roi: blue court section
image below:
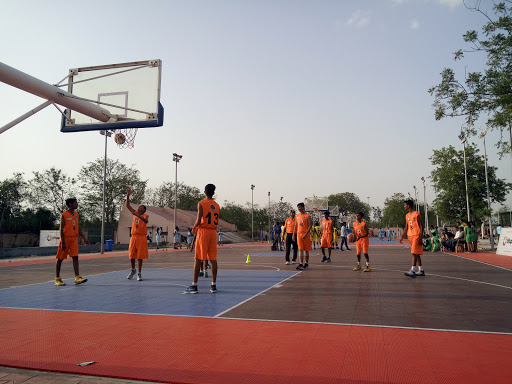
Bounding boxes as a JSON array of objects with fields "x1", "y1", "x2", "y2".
[{"x1": 0, "y1": 269, "x2": 296, "y2": 317}]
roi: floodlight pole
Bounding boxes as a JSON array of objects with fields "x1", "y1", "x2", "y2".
[
  {"x1": 173, "y1": 153, "x2": 182, "y2": 231},
  {"x1": 459, "y1": 134, "x2": 471, "y2": 222},
  {"x1": 268, "y1": 192, "x2": 271, "y2": 237},
  {"x1": 100, "y1": 130, "x2": 112, "y2": 254},
  {"x1": 421, "y1": 177, "x2": 428, "y2": 229},
  {"x1": 479, "y1": 128, "x2": 495, "y2": 250},
  {"x1": 251, "y1": 185, "x2": 255, "y2": 242},
  {"x1": 413, "y1": 185, "x2": 419, "y2": 212}
]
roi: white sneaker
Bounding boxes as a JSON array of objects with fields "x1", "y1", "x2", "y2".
[
  {"x1": 127, "y1": 269, "x2": 136, "y2": 279},
  {"x1": 285, "y1": 261, "x2": 290, "y2": 265},
  {"x1": 137, "y1": 273, "x2": 143, "y2": 281}
]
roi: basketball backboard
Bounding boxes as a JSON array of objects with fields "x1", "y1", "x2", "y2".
[
  {"x1": 304, "y1": 196, "x2": 329, "y2": 212},
  {"x1": 60, "y1": 60, "x2": 163, "y2": 133}
]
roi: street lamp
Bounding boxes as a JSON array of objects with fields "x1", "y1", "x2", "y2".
[
  {"x1": 268, "y1": 191, "x2": 271, "y2": 237},
  {"x1": 99, "y1": 130, "x2": 112, "y2": 254},
  {"x1": 478, "y1": 128, "x2": 495, "y2": 250},
  {"x1": 172, "y1": 153, "x2": 182, "y2": 231},
  {"x1": 367, "y1": 196, "x2": 370, "y2": 218},
  {"x1": 421, "y1": 177, "x2": 428, "y2": 229},
  {"x1": 413, "y1": 185, "x2": 419, "y2": 212},
  {"x1": 458, "y1": 133, "x2": 471, "y2": 222},
  {"x1": 251, "y1": 185, "x2": 255, "y2": 242}
]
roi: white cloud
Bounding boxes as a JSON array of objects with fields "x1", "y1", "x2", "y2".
[
  {"x1": 346, "y1": 9, "x2": 371, "y2": 28},
  {"x1": 410, "y1": 18, "x2": 420, "y2": 29}
]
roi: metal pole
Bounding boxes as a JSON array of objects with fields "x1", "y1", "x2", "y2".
[
  {"x1": 479, "y1": 128, "x2": 494, "y2": 250},
  {"x1": 421, "y1": 177, "x2": 428, "y2": 229},
  {"x1": 172, "y1": 153, "x2": 182, "y2": 231},
  {"x1": 251, "y1": 185, "x2": 255, "y2": 243},
  {"x1": 100, "y1": 130, "x2": 111, "y2": 254},
  {"x1": 0, "y1": 100, "x2": 52, "y2": 135},
  {"x1": 462, "y1": 141, "x2": 471, "y2": 222},
  {"x1": 268, "y1": 191, "x2": 271, "y2": 239},
  {"x1": 509, "y1": 121, "x2": 512, "y2": 177}
]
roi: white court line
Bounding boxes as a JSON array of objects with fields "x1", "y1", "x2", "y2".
[
  {"x1": 213, "y1": 271, "x2": 300, "y2": 318},
  {"x1": 3, "y1": 305, "x2": 509, "y2": 336},
  {"x1": 442, "y1": 251, "x2": 512, "y2": 271}
]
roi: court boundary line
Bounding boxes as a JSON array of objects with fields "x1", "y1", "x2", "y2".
[
  {"x1": 442, "y1": 251, "x2": 512, "y2": 271},
  {"x1": 0, "y1": 306, "x2": 510, "y2": 336}
]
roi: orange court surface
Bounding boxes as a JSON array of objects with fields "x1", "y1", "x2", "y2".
[{"x1": 0, "y1": 241, "x2": 511, "y2": 384}]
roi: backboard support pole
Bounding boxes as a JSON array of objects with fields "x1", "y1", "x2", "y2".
[
  {"x1": 0, "y1": 62, "x2": 115, "y2": 127},
  {"x1": 0, "y1": 100, "x2": 52, "y2": 135}
]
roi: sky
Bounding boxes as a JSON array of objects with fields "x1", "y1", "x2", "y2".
[{"x1": 1, "y1": 0, "x2": 511, "y2": 214}]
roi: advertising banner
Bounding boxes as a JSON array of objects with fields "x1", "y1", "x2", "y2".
[
  {"x1": 496, "y1": 228, "x2": 512, "y2": 257},
  {"x1": 39, "y1": 230, "x2": 60, "y2": 247}
]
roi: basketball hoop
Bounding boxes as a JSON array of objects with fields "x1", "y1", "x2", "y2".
[{"x1": 114, "y1": 128, "x2": 138, "y2": 149}]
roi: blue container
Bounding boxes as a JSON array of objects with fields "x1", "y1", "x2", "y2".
[{"x1": 105, "y1": 239, "x2": 114, "y2": 252}]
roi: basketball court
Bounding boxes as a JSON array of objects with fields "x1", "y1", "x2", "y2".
[{"x1": 1, "y1": 242, "x2": 511, "y2": 383}]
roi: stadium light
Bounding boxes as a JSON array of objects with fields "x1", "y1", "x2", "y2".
[
  {"x1": 478, "y1": 128, "x2": 494, "y2": 250},
  {"x1": 458, "y1": 133, "x2": 471, "y2": 222},
  {"x1": 173, "y1": 153, "x2": 183, "y2": 231},
  {"x1": 251, "y1": 185, "x2": 255, "y2": 242}
]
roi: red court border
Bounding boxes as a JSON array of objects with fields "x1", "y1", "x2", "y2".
[{"x1": 0, "y1": 308, "x2": 511, "y2": 384}]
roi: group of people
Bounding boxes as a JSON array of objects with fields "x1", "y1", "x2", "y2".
[
  {"x1": 53, "y1": 184, "x2": 221, "y2": 293},
  {"x1": 436, "y1": 220, "x2": 479, "y2": 253},
  {"x1": 272, "y1": 218, "x2": 353, "y2": 252},
  {"x1": 52, "y1": 187, "x2": 433, "y2": 291}
]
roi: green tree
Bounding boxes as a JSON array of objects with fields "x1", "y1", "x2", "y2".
[
  {"x1": 429, "y1": 1, "x2": 512, "y2": 156},
  {"x1": 27, "y1": 167, "x2": 77, "y2": 220},
  {"x1": 0, "y1": 173, "x2": 27, "y2": 233},
  {"x1": 328, "y1": 192, "x2": 369, "y2": 218},
  {"x1": 381, "y1": 193, "x2": 410, "y2": 227},
  {"x1": 78, "y1": 158, "x2": 146, "y2": 224},
  {"x1": 430, "y1": 144, "x2": 511, "y2": 222},
  {"x1": 145, "y1": 182, "x2": 202, "y2": 211}
]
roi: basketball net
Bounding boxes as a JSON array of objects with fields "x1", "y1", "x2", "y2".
[{"x1": 115, "y1": 128, "x2": 138, "y2": 149}]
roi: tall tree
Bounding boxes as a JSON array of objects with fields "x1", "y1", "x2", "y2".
[
  {"x1": 328, "y1": 192, "x2": 369, "y2": 219},
  {"x1": 429, "y1": 1, "x2": 512, "y2": 156},
  {"x1": 0, "y1": 173, "x2": 27, "y2": 233},
  {"x1": 430, "y1": 144, "x2": 511, "y2": 222},
  {"x1": 382, "y1": 193, "x2": 408, "y2": 227},
  {"x1": 78, "y1": 158, "x2": 146, "y2": 224},
  {"x1": 145, "y1": 182, "x2": 203, "y2": 211},
  {"x1": 27, "y1": 167, "x2": 77, "y2": 220}
]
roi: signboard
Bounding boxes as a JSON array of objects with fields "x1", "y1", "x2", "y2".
[
  {"x1": 39, "y1": 230, "x2": 60, "y2": 247},
  {"x1": 496, "y1": 228, "x2": 512, "y2": 257}
]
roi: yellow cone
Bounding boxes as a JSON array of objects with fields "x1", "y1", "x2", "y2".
[{"x1": 246, "y1": 254, "x2": 251, "y2": 263}]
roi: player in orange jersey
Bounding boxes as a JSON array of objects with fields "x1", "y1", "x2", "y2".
[
  {"x1": 400, "y1": 199, "x2": 425, "y2": 277},
  {"x1": 284, "y1": 209, "x2": 298, "y2": 264},
  {"x1": 293, "y1": 202, "x2": 312, "y2": 270},
  {"x1": 54, "y1": 198, "x2": 90, "y2": 286},
  {"x1": 320, "y1": 211, "x2": 333, "y2": 262},
  {"x1": 184, "y1": 184, "x2": 220, "y2": 294},
  {"x1": 126, "y1": 187, "x2": 149, "y2": 281},
  {"x1": 352, "y1": 212, "x2": 371, "y2": 272}
]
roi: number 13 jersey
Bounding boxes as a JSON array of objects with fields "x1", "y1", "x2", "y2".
[{"x1": 199, "y1": 199, "x2": 220, "y2": 230}]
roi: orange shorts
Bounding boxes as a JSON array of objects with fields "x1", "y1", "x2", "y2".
[
  {"x1": 321, "y1": 233, "x2": 332, "y2": 248},
  {"x1": 409, "y1": 235, "x2": 423, "y2": 255},
  {"x1": 297, "y1": 233, "x2": 312, "y2": 251},
  {"x1": 195, "y1": 228, "x2": 217, "y2": 261},
  {"x1": 356, "y1": 237, "x2": 369, "y2": 255},
  {"x1": 56, "y1": 236, "x2": 79, "y2": 260},
  {"x1": 129, "y1": 235, "x2": 149, "y2": 259}
]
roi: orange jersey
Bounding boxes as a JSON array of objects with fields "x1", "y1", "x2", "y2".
[
  {"x1": 295, "y1": 213, "x2": 311, "y2": 235},
  {"x1": 198, "y1": 199, "x2": 220, "y2": 230},
  {"x1": 61, "y1": 211, "x2": 79, "y2": 237},
  {"x1": 353, "y1": 220, "x2": 368, "y2": 238},
  {"x1": 285, "y1": 217, "x2": 295, "y2": 233},
  {"x1": 322, "y1": 219, "x2": 333, "y2": 234},
  {"x1": 405, "y1": 211, "x2": 422, "y2": 236},
  {"x1": 131, "y1": 214, "x2": 148, "y2": 236}
]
